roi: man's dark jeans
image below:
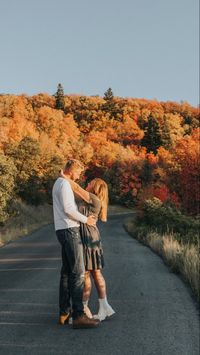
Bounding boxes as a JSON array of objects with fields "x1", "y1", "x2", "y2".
[{"x1": 56, "y1": 227, "x2": 85, "y2": 319}]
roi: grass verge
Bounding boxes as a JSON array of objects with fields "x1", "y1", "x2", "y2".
[
  {"x1": 124, "y1": 218, "x2": 200, "y2": 303},
  {"x1": 0, "y1": 199, "x2": 53, "y2": 246}
]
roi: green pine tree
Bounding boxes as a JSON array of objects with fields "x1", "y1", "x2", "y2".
[
  {"x1": 55, "y1": 83, "x2": 65, "y2": 111},
  {"x1": 141, "y1": 115, "x2": 162, "y2": 154},
  {"x1": 102, "y1": 87, "x2": 123, "y2": 120},
  {"x1": 104, "y1": 87, "x2": 114, "y2": 101}
]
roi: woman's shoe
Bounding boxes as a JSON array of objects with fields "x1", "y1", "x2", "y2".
[
  {"x1": 93, "y1": 297, "x2": 115, "y2": 321},
  {"x1": 84, "y1": 304, "x2": 93, "y2": 319}
]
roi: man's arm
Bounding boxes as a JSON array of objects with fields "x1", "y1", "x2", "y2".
[{"x1": 60, "y1": 170, "x2": 91, "y2": 203}]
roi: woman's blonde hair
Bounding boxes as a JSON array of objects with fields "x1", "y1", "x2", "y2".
[{"x1": 89, "y1": 178, "x2": 108, "y2": 222}]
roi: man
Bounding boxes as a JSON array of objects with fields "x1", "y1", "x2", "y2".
[{"x1": 52, "y1": 159, "x2": 99, "y2": 329}]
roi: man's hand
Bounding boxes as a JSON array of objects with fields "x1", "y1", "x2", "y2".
[{"x1": 86, "y1": 215, "x2": 97, "y2": 226}]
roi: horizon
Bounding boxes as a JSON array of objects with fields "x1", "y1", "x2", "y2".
[
  {"x1": 0, "y1": 0, "x2": 199, "y2": 107},
  {"x1": 0, "y1": 88, "x2": 198, "y2": 108}
]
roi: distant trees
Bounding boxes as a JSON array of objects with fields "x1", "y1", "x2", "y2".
[
  {"x1": 0, "y1": 92, "x2": 199, "y2": 223},
  {"x1": 55, "y1": 83, "x2": 65, "y2": 111}
]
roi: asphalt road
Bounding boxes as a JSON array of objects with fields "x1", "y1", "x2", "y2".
[{"x1": 0, "y1": 213, "x2": 199, "y2": 355}]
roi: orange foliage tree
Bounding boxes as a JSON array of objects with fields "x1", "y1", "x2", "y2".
[
  {"x1": 171, "y1": 129, "x2": 200, "y2": 215},
  {"x1": 0, "y1": 92, "x2": 199, "y2": 219}
]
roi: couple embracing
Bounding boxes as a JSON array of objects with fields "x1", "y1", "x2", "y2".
[{"x1": 52, "y1": 159, "x2": 115, "y2": 329}]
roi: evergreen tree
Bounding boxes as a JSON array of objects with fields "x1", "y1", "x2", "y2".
[
  {"x1": 102, "y1": 87, "x2": 115, "y2": 113},
  {"x1": 102, "y1": 87, "x2": 123, "y2": 120},
  {"x1": 141, "y1": 115, "x2": 162, "y2": 154},
  {"x1": 55, "y1": 83, "x2": 65, "y2": 111},
  {"x1": 103, "y1": 87, "x2": 114, "y2": 101}
]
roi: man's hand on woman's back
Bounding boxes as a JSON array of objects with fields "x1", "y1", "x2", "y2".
[{"x1": 87, "y1": 215, "x2": 96, "y2": 226}]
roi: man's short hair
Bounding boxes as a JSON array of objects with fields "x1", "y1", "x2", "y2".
[{"x1": 63, "y1": 159, "x2": 84, "y2": 173}]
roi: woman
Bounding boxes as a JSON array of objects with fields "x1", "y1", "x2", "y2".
[{"x1": 61, "y1": 173, "x2": 115, "y2": 321}]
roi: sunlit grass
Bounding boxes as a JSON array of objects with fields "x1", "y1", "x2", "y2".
[
  {"x1": 0, "y1": 199, "x2": 53, "y2": 246},
  {"x1": 124, "y1": 219, "x2": 200, "y2": 302}
]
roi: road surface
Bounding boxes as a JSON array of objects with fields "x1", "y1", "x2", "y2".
[{"x1": 0, "y1": 213, "x2": 199, "y2": 355}]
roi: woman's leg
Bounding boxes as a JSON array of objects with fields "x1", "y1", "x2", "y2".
[
  {"x1": 91, "y1": 270, "x2": 106, "y2": 299},
  {"x1": 83, "y1": 271, "x2": 92, "y2": 302},
  {"x1": 91, "y1": 269, "x2": 115, "y2": 321},
  {"x1": 83, "y1": 271, "x2": 93, "y2": 318}
]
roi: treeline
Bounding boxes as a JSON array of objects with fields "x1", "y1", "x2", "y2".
[{"x1": 0, "y1": 85, "x2": 199, "y2": 224}]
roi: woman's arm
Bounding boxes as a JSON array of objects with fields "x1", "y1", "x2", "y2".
[
  {"x1": 60, "y1": 170, "x2": 91, "y2": 203},
  {"x1": 71, "y1": 181, "x2": 91, "y2": 204}
]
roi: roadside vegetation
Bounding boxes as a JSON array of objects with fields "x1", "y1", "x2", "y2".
[
  {"x1": 0, "y1": 199, "x2": 53, "y2": 246},
  {"x1": 124, "y1": 198, "x2": 199, "y2": 302}
]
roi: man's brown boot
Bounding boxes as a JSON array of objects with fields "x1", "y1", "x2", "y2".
[
  {"x1": 59, "y1": 313, "x2": 70, "y2": 325},
  {"x1": 72, "y1": 313, "x2": 100, "y2": 329}
]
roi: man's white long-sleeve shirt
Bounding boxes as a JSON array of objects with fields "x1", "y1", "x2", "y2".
[{"x1": 52, "y1": 177, "x2": 87, "y2": 230}]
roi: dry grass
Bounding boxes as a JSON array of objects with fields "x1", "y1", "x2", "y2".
[
  {"x1": 124, "y1": 219, "x2": 200, "y2": 302},
  {"x1": 182, "y1": 244, "x2": 199, "y2": 300},
  {"x1": 148, "y1": 231, "x2": 163, "y2": 255},
  {"x1": 0, "y1": 200, "x2": 53, "y2": 246},
  {"x1": 162, "y1": 236, "x2": 183, "y2": 271}
]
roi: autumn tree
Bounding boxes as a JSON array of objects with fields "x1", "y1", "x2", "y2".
[
  {"x1": 55, "y1": 83, "x2": 65, "y2": 111},
  {"x1": 141, "y1": 159, "x2": 153, "y2": 185},
  {"x1": 5, "y1": 137, "x2": 41, "y2": 202},
  {"x1": 0, "y1": 92, "x2": 198, "y2": 214},
  {"x1": 161, "y1": 116, "x2": 172, "y2": 150},
  {"x1": 0, "y1": 153, "x2": 17, "y2": 223},
  {"x1": 171, "y1": 129, "x2": 200, "y2": 215}
]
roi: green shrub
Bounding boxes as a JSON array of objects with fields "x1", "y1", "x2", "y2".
[{"x1": 137, "y1": 197, "x2": 199, "y2": 245}]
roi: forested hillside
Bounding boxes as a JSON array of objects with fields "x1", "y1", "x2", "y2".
[{"x1": 0, "y1": 86, "x2": 199, "y2": 224}]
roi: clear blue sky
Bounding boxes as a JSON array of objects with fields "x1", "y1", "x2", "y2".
[{"x1": 0, "y1": 0, "x2": 199, "y2": 106}]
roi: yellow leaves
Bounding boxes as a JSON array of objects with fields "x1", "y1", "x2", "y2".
[
  {"x1": 115, "y1": 115, "x2": 144, "y2": 142},
  {"x1": 36, "y1": 108, "x2": 80, "y2": 151},
  {"x1": 157, "y1": 147, "x2": 173, "y2": 166}
]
